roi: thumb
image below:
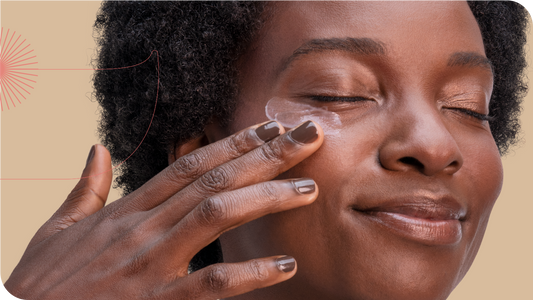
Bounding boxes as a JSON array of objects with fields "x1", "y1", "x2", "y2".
[
  {"x1": 62, "y1": 144, "x2": 113, "y2": 222},
  {"x1": 29, "y1": 144, "x2": 113, "y2": 247}
]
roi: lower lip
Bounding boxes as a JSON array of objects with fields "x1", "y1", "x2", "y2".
[{"x1": 357, "y1": 211, "x2": 463, "y2": 246}]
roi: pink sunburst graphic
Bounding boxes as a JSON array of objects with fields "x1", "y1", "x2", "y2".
[{"x1": 0, "y1": 27, "x2": 38, "y2": 111}]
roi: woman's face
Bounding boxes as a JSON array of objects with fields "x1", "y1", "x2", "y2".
[{"x1": 210, "y1": 2, "x2": 503, "y2": 299}]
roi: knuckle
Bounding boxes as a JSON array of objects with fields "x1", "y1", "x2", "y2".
[
  {"x1": 107, "y1": 219, "x2": 133, "y2": 239},
  {"x1": 78, "y1": 186, "x2": 107, "y2": 205},
  {"x1": 56, "y1": 206, "x2": 85, "y2": 228},
  {"x1": 259, "y1": 139, "x2": 285, "y2": 163},
  {"x1": 172, "y1": 152, "x2": 203, "y2": 178},
  {"x1": 123, "y1": 251, "x2": 151, "y2": 278},
  {"x1": 123, "y1": 227, "x2": 146, "y2": 247},
  {"x1": 65, "y1": 185, "x2": 84, "y2": 202},
  {"x1": 198, "y1": 196, "x2": 228, "y2": 226},
  {"x1": 98, "y1": 213, "x2": 147, "y2": 245},
  {"x1": 260, "y1": 182, "x2": 281, "y2": 204},
  {"x1": 249, "y1": 260, "x2": 270, "y2": 282},
  {"x1": 226, "y1": 133, "x2": 250, "y2": 158},
  {"x1": 52, "y1": 196, "x2": 90, "y2": 227},
  {"x1": 203, "y1": 265, "x2": 232, "y2": 291},
  {"x1": 99, "y1": 203, "x2": 127, "y2": 221},
  {"x1": 106, "y1": 227, "x2": 150, "y2": 259},
  {"x1": 199, "y1": 167, "x2": 230, "y2": 193},
  {"x1": 97, "y1": 205, "x2": 117, "y2": 222}
]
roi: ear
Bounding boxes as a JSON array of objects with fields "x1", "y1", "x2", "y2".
[
  {"x1": 168, "y1": 117, "x2": 232, "y2": 165},
  {"x1": 168, "y1": 119, "x2": 231, "y2": 164},
  {"x1": 168, "y1": 134, "x2": 209, "y2": 164}
]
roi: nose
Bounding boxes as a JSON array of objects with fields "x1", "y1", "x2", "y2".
[{"x1": 378, "y1": 102, "x2": 463, "y2": 176}]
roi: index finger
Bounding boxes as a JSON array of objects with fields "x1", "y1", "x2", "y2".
[{"x1": 123, "y1": 121, "x2": 284, "y2": 211}]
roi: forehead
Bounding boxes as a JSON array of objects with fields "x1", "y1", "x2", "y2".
[{"x1": 244, "y1": 1, "x2": 485, "y2": 78}]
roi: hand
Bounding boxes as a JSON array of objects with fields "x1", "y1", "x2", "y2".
[{"x1": 4, "y1": 120, "x2": 323, "y2": 300}]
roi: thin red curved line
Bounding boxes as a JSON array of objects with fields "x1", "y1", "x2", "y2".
[{"x1": 1, "y1": 50, "x2": 160, "y2": 180}]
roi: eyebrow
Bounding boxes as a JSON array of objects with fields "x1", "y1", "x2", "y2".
[
  {"x1": 447, "y1": 52, "x2": 493, "y2": 72},
  {"x1": 277, "y1": 37, "x2": 386, "y2": 74},
  {"x1": 277, "y1": 38, "x2": 493, "y2": 77}
]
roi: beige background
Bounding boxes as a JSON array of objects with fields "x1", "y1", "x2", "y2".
[{"x1": 1, "y1": 1, "x2": 532, "y2": 299}]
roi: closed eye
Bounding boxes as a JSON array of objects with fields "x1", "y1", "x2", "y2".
[
  {"x1": 448, "y1": 107, "x2": 494, "y2": 122},
  {"x1": 310, "y1": 95, "x2": 372, "y2": 102},
  {"x1": 310, "y1": 96, "x2": 493, "y2": 121}
]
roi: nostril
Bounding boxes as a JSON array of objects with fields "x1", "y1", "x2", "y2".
[{"x1": 399, "y1": 157, "x2": 424, "y2": 171}]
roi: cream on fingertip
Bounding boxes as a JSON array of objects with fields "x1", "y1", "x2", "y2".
[{"x1": 265, "y1": 97, "x2": 341, "y2": 136}]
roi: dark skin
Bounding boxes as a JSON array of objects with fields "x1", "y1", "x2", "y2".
[
  {"x1": 5, "y1": 2, "x2": 502, "y2": 300},
  {"x1": 5, "y1": 123, "x2": 323, "y2": 299},
  {"x1": 210, "y1": 1, "x2": 501, "y2": 299}
]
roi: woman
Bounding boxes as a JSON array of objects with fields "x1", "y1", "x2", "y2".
[{"x1": 4, "y1": 1, "x2": 529, "y2": 299}]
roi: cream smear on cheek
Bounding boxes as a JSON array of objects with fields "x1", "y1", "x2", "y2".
[{"x1": 265, "y1": 97, "x2": 342, "y2": 136}]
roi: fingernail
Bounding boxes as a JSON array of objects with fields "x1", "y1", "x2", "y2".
[
  {"x1": 275, "y1": 256, "x2": 296, "y2": 273},
  {"x1": 86, "y1": 145, "x2": 96, "y2": 166},
  {"x1": 255, "y1": 121, "x2": 281, "y2": 142},
  {"x1": 289, "y1": 121, "x2": 318, "y2": 144},
  {"x1": 292, "y1": 178, "x2": 316, "y2": 194}
]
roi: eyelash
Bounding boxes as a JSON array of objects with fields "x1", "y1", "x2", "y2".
[
  {"x1": 310, "y1": 95, "x2": 494, "y2": 122},
  {"x1": 450, "y1": 108, "x2": 494, "y2": 122},
  {"x1": 310, "y1": 95, "x2": 371, "y2": 102}
]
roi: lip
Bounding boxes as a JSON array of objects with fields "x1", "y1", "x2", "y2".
[{"x1": 351, "y1": 195, "x2": 466, "y2": 246}]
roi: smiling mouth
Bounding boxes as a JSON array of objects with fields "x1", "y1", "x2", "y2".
[{"x1": 351, "y1": 200, "x2": 466, "y2": 246}]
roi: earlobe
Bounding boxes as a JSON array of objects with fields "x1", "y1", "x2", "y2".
[
  {"x1": 204, "y1": 118, "x2": 233, "y2": 144},
  {"x1": 168, "y1": 134, "x2": 209, "y2": 164},
  {"x1": 168, "y1": 117, "x2": 228, "y2": 164}
]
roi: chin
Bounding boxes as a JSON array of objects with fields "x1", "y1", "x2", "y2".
[{"x1": 247, "y1": 200, "x2": 488, "y2": 300}]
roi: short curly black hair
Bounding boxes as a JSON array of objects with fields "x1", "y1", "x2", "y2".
[{"x1": 92, "y1": 1, "x2": 529, "y2": 270}]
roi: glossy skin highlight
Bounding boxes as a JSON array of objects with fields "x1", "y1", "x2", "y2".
[{"x1": 206, "y1": 2, "x2": 503, "y2": 299}]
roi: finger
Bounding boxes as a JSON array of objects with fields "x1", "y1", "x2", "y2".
[
  {"x1": 28, "y1": 145, "x2": 112, "y2": 248},
  {"x1": 124, "y1": 120, "x2": 284, "y2": 211},
  {"x1": 60, "y1": 144, "x2": 113, "y2": 221},
  {"x1": 152, "y1": 120, "x2": 323, "y2": 225},
  {"x1": 162, "y1": 179, "x2": 317, "y2": 264},
  {"x1": 158, "y1": 256, "x2": 297, "y2": 299}
]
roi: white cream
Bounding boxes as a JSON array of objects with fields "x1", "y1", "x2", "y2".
[{"x1": 265, "y1": 97, "x2": 341, "y2": 136}]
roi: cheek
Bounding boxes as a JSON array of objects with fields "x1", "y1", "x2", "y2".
[
  {"x1": 459, "y1": 131, "x2": 503, "y2": 221},
  {"x1": 228, "y1": 98, "x2": 271, "y2": 135},
  {"x1": 453, "y1": 129, "x2": 503, "y2": 278}
]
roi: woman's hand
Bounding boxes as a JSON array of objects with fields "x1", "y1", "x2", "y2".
[{"x1": 4, "y1": 120, "x2": 323, "y2": 300}]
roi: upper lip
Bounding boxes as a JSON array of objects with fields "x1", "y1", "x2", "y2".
[{"x1": 351, "y1": 193, "x2": 467, "y2": 221}]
